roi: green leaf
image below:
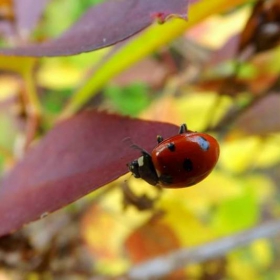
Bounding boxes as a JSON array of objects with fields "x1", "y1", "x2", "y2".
[{"x1": 104, "y1": 83, "x2": 150, "y2": 117}]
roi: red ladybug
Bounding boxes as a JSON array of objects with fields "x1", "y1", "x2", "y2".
[{"x1": 128, "y1": 124, "x2": 220, "y2": 188}]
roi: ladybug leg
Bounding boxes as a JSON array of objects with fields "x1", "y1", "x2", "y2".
[
  {"x1": 157, "y1": 135, "x2": 164, "y2": 143},
  {"x1": 179, "y1": 123, "x2": 188, "y2": 134},
  {"x1": 122, "y1": 181, "x2": 159, "y2": 211}
]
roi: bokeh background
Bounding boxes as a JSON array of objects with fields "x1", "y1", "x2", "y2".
[{"x1": 0, "y1": 0, "x2": 280, "y2": 279}]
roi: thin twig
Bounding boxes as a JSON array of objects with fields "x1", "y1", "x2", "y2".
[{"x1": 125, "y1": 219, "x2": 280, "y2": 280}]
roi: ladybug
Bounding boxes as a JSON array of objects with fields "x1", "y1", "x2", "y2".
[{"x1": 128, "y1": 124, "x2": 220, "y2": 188}]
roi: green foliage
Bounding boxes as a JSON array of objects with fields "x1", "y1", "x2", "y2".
[
  {"x1": 212, "y1": 189, "x2": 259, "y2": 235},
  {"x1": 104, "y1": 83, "x2": 151, "y2": 116},
  {"x1": 41, "y1": 89, "x2": 73, "y2": 114}
]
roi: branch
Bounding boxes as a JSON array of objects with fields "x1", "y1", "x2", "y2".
[{"x1": 125, "y1": 219, "x2": 280, "y2": 280}]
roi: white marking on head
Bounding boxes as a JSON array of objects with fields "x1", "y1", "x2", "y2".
[{"x1": 138, "y1": 156, "x2": 144, "y2": 167}]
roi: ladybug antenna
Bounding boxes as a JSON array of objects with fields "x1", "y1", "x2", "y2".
[
  {"x1": 122, "y1": 137, "x2": 137, "y2": 148},
  {"x1": 131, "y1": 144, "x2": 150, "y2": 156},
  {"x1": 122, "y1": 137, "x2": 150, "y2": 155}
]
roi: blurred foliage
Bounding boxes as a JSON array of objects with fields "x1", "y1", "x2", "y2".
[
  {"x1": 0, "y1": 0, "x2": 280, "y2": 279},
  {"x1": 35, "y1": 0, "x2": 106, "y2": 38},
  {"x1": 103, "y1": 83, "x2": 151, "y2": 116}
]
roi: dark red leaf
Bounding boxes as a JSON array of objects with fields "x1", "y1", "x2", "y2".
[
  {"x1": 0, "y1": 111, "x2": 177, "y2": 236},
  {"x1": 14, "y1": 0, "x2": 50, "y2": 35},
  {"x1": 125, "y1": 221, "x2": 180, "y2": 263},
  {"x1": 232, "y1": 93, "x2": 280, "y2": 135},
  {"x1": 0, "y1": 0, "x2": 189, "y2": 57},
  {"x1": 113, "y1": 58, "x2": 171, "y2": 87},
  {"x1": 125, "y1": 219, "x2": 187, "y2": 278},
  {"x1": 209, "y1": 34, "x2": 239, "y2": 65},
  {"x1": 0, "y1": 0, "x2": 49, "y2": 38}
]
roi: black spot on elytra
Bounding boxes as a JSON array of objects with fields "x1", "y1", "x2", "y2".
[
  {"x1": 183, "y1": 158, "x2": 193, "y2": 172},
  {"x1": 167, "y1": 142, "x2": 176, "y2": 152},
  {"x1": 198, "y1": 136, "x2": 210, "y2": 151}
]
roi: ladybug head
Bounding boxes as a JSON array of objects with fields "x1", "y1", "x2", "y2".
[
  {"x1": 127, "y1": 159, "x2": 141, "y2": 178},
  {"x1": 127, "y1": 151, "x2": 159, "y2": 187}
]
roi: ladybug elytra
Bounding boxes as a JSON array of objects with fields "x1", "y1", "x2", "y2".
[{"x1": 127, "y1": 124, "x2": 220, "y2": 188}]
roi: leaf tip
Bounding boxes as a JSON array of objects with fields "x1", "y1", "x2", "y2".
[{"x1": 151, "y1": 12, "x2": 188, "y2": 24}]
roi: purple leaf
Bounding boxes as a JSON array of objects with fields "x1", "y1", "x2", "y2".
[
  {"x1": 209, "y1": 34, "x2": 239, "y2": 65},
  {"x1": 0, "y1": 111, "x2": 177, "y2": 236},
  {"x1": 0, "y1": 0, "x2": 49, "y2": 38},
  {"x1": 232, "y1": 93, "x2": 280, "y2": 135},
  {"x1": 14, "y1": 0, "x2": 50, "y2": 36},
  {"x1": 0, "y1": 0, "x2": 189, "y2": 57}
]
